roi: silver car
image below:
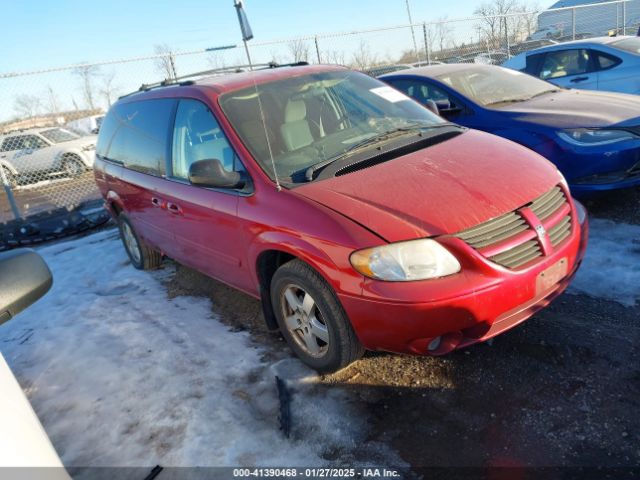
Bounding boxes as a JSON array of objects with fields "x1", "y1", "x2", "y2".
[
  {"x1": 0, "y1": 127, "x2": 96, "y2": 187},
  {"x1": 502, "y1": 36, "x2": 640, "y2": 94}
]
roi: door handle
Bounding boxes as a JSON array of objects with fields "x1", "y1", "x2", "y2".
[
  {"x1": 166, "y1": 202, "x2": 182, "y2": 215},
  {"x1": 151, "y1": 197, "x2": 163, "y2": 208},
  {"x1": 570, "y1": 76, "x2": 589, "y2": 83}
]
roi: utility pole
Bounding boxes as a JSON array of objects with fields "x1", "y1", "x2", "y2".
[{"x1": 405, "y1": 0, "x2": 421, "y2": 63}]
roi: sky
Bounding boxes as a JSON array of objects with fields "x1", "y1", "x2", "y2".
[
  {"x1": 0, "y1": 0, "x2": 553, "y2": 123},
  {"x1": 0, "y1": 0, "x2": 552, "y2": 73}
]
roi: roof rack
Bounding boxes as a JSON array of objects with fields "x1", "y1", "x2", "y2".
[{"x1": 127, "y1": 61, "x2": 310, "y2": 97}]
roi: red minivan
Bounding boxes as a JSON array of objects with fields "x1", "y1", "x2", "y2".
[{"x1": 94, "y1": 64, "x2": 588, "y2": 372}]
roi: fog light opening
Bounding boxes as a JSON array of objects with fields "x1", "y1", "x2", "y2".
[{"x1": 427, "y1": 336, "x2": 442, "y2": 352}]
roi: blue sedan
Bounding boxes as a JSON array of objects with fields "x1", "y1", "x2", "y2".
[
  {"x1": 380, "y1": 64, "x2": 640, "y2": 195},
  {"x1": 502, "y1": 36, "x2": 640, "y2": 95}
]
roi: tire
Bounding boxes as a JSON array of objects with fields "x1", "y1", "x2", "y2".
[
  {"x1": 62, "y1": 154, "x2": 86, "y2": 178},
  {"x1": 270, "y1": 259, "x2": 364, "y2": 373},
  {"x1": 117, "y1": 214, "x2": 162, "y2": 270},
  {"x1": 1, "y1": 166, "x2": 17, "y2": 188}
]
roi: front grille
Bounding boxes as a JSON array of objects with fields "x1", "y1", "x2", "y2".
[
  {"x1": 455, "y1": 212, "x2": 528, "y2": 249},
  {"x1": 455, "y1": 185, "x2": 572, "y2": 269}
]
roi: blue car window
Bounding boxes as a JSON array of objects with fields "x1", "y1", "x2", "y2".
[{"x1": 540, "y1": 49, "x2": 591, "y2": 80}]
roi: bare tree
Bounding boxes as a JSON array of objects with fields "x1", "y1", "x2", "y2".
[
  {"x1": 100, "y1": 70, "x2": 118, "y2": 108},
  {"x1": 73, "y1": 64, "x2": 101, "y2": 110},
  {"x1": 45, "y1": 85, "x2": 60, "y2": 114},
  {"x1": 14, "y1": 94, "x2": 42, "y2": 119},
  {"x1": 350, "y1": 40, "x2": 377, "y2": 70},
  {"x1": 153, "y1": 43, "x2": 177, "y2": 80},
  {"x1": 325, "y1": 49, "x2": 346, "y2": 65},
  {"x1": 207, "y1": 51, "x2": 228, "y2": 70},
  {"x1": 474, "y1": 0, "x2": 536, "y2": 48},
  {"x1": 435, "y1": 17, "x2": 454, "y2": 52},
  {"x1": 287, "y1": 39, "x2": 309, "y2": 63}
]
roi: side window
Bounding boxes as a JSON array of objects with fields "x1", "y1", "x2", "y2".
[
  {"x1": 389, "y1": 79, "x2": 456, "y2": 111},
  {"x1": 1, "y1": 137, "x2": 24, "y2": 152},
  {"x1": 524, "y1": 53, "x2": 546, "y2": 76},
  {"x1": 107, "y1": 99, "x2": 176, "y2": 176},
  {"x1": 540, "y1": 49, "x2": 591, "y2": 79},
  {"x1": 593, "y1": 50, "x2": 621, "y2": 71},
  {"x1": 23, "y1": 135, "x2": 48, "y2": 150},
  {"x1": 171, "y1": 99, "x2": 240, "y2": 180}
]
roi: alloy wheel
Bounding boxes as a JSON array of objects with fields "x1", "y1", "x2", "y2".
[{"x1": 280, "y1": 284, "x2": 330, "y2": 357}]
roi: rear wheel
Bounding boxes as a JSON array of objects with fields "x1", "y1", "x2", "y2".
[
  {"x1": 62, "y1": 154, "x2": 86, "y2": 178},
  {"x1": 270, "y1": 259, "x2": 364, "y2": 373},
  {"x1": 117, "y1": 214, "x2": 162, "y2": 270}
]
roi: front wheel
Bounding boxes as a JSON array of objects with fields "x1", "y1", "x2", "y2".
[{"x1": 270, "y1": 259, "x2": 364, "y2": 373}]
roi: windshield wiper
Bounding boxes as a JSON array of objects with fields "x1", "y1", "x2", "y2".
[
  {"x1": 486, "y1": 89, "x2": 561, "y2": 106},
  {"x1": 304, "y1": 123, "x2": 459, "y2": 181}
]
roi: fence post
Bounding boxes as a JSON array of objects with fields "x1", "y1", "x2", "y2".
[
  {"x1": 169, "y1": 52, "x2": 177, "y2": 80},
  {"x1": 314, "y1": 36, "x2": 321, "y2": 63},
  {"x1": 504, "y1": 16, "x2": 510, "y2": 59},
  {"x1": 0, "y1": 168, "x2": 21, "y2": 221},
  {"x1": 572, "y1": 7, "x2": 576, "y2": 40},
  {"x1": 423, "y1": 22, "x2": 431, "y2": 65}
]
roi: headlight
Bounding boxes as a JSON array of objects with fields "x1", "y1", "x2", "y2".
[
  {"x1": 558, "y1": 128, "x2": 638, "y2": 146},
  {"x1": 82, "y1": 144, "x2": 96, "y2": 151},
  {"x1": 350, "y1": 238, "x2": 461, "y2": 282},
  {"x1": 575, "y1": 200, "x2": 587, "y2": 225},
  {"x1": 557, "y1": 169, "x2": 569, "y2": 190}
]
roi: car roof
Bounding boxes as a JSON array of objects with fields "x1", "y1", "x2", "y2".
[
  {"x1": 379, "y1": 63, "x2": 501, "y2": 80},
  {"x1": 122, "y1": 64, "x2": 349, "y2": 103},
  {"x1": 518, "y1": 35, "x2": 633, "y2": 56}
]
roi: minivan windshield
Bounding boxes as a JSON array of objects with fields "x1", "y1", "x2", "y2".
[
  {"x1": 436, "y1": 66, "x2": 560, "y2": 107},
  {"x1": 40, "y1": 128, "x2": 79, "y2": 144},
  {"x1": 219, "y1": 70, "x2": 446, "y2": 182}
]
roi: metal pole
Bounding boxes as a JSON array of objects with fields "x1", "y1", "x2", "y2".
[
  {"x1": 572, "y1": 7, "x2": 576, "y2": 40},
  {"x1": 504, "y1": 16, "x2": 511, "y2": 59},
  {"x1": 0, "y1": 168, "x2": 21, "y2": 220},
  {"x1": 314, "y1": 36, "x2": 321, "y2": 63},
  {"x1": 242, "y1": 40, "x2": 253, "y2": 70},
  {"x1": 169, "y1": 53, "x2": 177, "y2": 80},
  {"x1": 423, "y1": 22, "x2": 431, "y2": 65},
  {"x1": 623, "y1": 0, "x2": 627, "y2": 35},
  {"x1": 405, "y1": 0, "x2": 421, "y2": 63}
]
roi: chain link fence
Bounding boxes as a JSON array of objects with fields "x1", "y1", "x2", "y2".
[{"x1": 1, "y1": 0, "x2": 638, "y2": 249}]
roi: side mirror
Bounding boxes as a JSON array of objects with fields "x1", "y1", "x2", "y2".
[
  {"x1": 0, "y1": 249, "x2": 52, "y2": 326},
  {"x1": 424, "y1": 99, "x2": 440, "y2": 116},
  {"x1": 188, "y1": 159, "x2": 245, "y2": 189}
]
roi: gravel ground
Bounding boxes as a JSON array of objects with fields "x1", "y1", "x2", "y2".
[{"x1": 163, "y1": 186, "x2": 640, "y2": 473}]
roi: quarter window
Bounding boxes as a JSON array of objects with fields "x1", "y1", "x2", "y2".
[
  {"x1": 99, "y1": 99, "x2": 176, "y2": 176},
  {"x1": 171, "y1": 99, "x2": 240, "y2": 180},
  {"x1": 593, "y1": 50, "x2": 621, "y2": 70}
]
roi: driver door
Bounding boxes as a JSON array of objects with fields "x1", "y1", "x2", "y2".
[{"x1": 162, "y1": 98, "x2": 251, "y2": 288}]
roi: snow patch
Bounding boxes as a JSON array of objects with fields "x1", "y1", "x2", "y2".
[
  {"x1": 568, "y1": 218, "x2": 640, "y2": 307},
  {"x1": 0, "y1": 230, "x2": 401, "y2": 467}
]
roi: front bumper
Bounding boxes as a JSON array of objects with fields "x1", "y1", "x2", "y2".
[{"x1": 339, "y1": 204, "x2": 589, "y2": 355}]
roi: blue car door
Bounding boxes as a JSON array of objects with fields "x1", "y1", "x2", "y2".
[{"x1": 537, "y1": 48, "x2": 599, "y2": 90}]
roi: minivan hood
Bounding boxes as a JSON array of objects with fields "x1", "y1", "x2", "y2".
[
  {"x1": 295, "y1": 129, "x2": 560, "y2": 242},
  {"x1": 497, "y1": 89, "x2": 640, "y2": 129}
]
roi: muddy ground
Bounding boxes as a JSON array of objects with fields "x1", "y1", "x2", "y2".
[{"x1": 164, "y1": 187, "x2": 640, "y2": 473}]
